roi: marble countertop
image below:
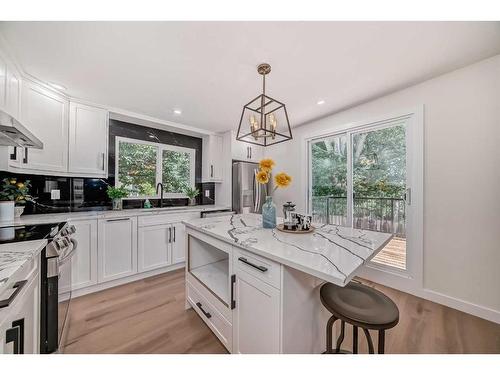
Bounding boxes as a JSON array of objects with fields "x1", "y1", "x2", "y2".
[
  {"x1": 0, "y1": 205, "x2": 231, "y2": 227},
  {"x1": 0, "y1": 239, "x2": 47, "y2": 296},
  {"x1": 184, "y1": 213, "x2": 393, "y2": 286}
]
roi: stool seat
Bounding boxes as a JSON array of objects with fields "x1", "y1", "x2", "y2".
[{"x1": 320, "y1": 282, "x2": 399, "y2": 329}]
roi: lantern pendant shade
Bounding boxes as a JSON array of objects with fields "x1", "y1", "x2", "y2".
[{"x1": 236, "y1": 63, "x2": 293, "y2": 147}]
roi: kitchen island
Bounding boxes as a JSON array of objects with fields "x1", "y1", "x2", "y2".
[{"x1": 183, "y1": 213, "x2": 392, "y2": 354}]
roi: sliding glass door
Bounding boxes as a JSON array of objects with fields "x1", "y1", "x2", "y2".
[{"x1": 308, "y1": 116, "x2": 413, "y2": 275}]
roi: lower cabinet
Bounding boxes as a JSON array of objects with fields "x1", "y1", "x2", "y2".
[
  {"x1": 68, "y1": 219, "x2": 98, "y2": 290},
  {"x1": 138, "y1": 224, "x2": 171, "y2": 272},
  {"x1": 97, "y1": 216, "x2": 138, "y2": 283},
  {"x1": 232, "y1": 268, "x2": 281, "y2": 354},
  {"x1": 138, "y1": 221, "x2": 187, "y2": 273},
  {"x1": 0, "y1": 259, "x2": 40, "y2": 354}
]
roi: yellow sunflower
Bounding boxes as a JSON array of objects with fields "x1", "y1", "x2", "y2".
[
  {"x1": 274, "y1": 172, "x2": 292, "y2": 189},
  {"x1": 256, "y1": 169, "x2": 269, "y2": 184},
  {"x1": 258, "y1": 158, "x2": 275, "y2": 172}
]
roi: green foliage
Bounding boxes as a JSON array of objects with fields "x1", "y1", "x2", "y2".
[
  {"x1": 0, "y1": 178, "x2": 31, "y2": 204},
  {"x1": 311, "y1": 125, "x2": 406, "y2": 199},
  {"x1": 107, "y1": 185, "x2": 129, "y2": 199},
  {"x1": 163, "y1": 150, "x2": 191, "y2": 194},
  {"x1": 184, "y1": 186, "x2": 200, "y2": 199},
  {"x1": 118, "y1": 142, "x2": 157, "y2": 196}
]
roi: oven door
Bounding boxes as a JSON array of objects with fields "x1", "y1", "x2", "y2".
[{"x1": 56, "y1": 239, "x2": 77, "y2": 353}]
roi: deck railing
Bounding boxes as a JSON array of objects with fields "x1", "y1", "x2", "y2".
[{"x1": 311, "y1": 196, "x2": 406, "y2": 237}]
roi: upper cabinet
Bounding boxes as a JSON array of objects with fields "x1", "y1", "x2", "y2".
[
  {"x1": 230, "y1": 131, "x2": 262, "y2": 162},
  {"x1": 202, "y1": 134, "x2": 223, "y2": 182},
  {"x1": 18, "y1": 81, "x2": 69, "y2": 173},
  {"x1": 68, "y1": 102, "x2": 108, "y2": 177},
  {"x1": 0, "y1": 54, "x2": 21, "y2": 118}
]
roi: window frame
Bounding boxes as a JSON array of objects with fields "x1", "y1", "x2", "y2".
[{"x1": 115, "y1": 136, "x2": 196, "y2": 199}]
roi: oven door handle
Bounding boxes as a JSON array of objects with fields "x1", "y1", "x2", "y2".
[
  {"x1": 0, "y1": 280, "x2": 27, "y2": 309},
  {"x1": 59, "y1": 238, "x2": 78, "y2": 265}
]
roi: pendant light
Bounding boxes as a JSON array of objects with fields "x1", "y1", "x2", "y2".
[{"x1": 236, "y1": 63, "x2": 292, "y2": 146}]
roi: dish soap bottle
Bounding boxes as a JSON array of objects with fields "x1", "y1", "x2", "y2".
[{"x1": 144, "y1": 199, "x2": 152, "y2": 209}]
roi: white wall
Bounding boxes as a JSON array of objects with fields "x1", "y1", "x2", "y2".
[{"x1": 266, "y1": 54, "x2": 500, "y2": 317}]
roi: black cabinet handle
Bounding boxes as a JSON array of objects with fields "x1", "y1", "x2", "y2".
[
  {"x1": 6, "y1": 326, "x2": 20, "y2": 354},
  {"x1": 106, "y1": 217, "x2": 130, "y2": 222},
  {"x1": 10, "y1": 146, "x2": 17, "y2": 161},
  {"x1": 12, "y1": 318, "x2": 24, "y2": 354},
  {"x1": 238, "y1": 257, "x2": 268, "y2": 272},
  {"x1": 196, "y1": 302, "x2": 211, "y2": 318},
  {"x1": 210, "y1": 165, "x2": 213, "y2": 178},
  {"x1": 230, "y1": 274, "x2": 236, "y2": 310},
  {"x1": 250, "y1": 147, "x2": 252, "y2": 159},
  {"x1": 23, "y1": 148, "x2": 28, "y2": 164},
  {"x1": 0, "y1": 280, "x2": 27, "y2": 309},
  {"x1": 173, "y1": 226, "x2": 176, "y2": 242}
]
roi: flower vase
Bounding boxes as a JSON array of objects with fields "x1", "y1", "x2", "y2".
[
  {"x1": 262, "y1": 196, "x2": 276, "y2": 229},
  {"x1": 0, "y1": 201, "x2": 15, "y2": 222},
  {"x1": 112, "y1": 198, "x2": 123, "y2": 210}
]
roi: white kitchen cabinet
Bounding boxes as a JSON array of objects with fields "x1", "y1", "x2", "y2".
[
  {"x1": 0, "y1": 54, "x2": 21, "y2": 118},
  {"x1": 202, "y1": 134, "x2": 223, "y2": 182},
  {"x1": 138, "y1": 221, "x2": 187, "y2": 272},
  {"x1": 138, "y1": 224, "x2": 171, "y2": 273},
  {"x1": 171, "y1": 222, "x2": 186, "y2": 264},
  {"x1": 0, "y1": 55, "x2": 6, "y2": 111},
  {"x1": 68, "y1": 102, "x2": 108, "y2": 177},
  {"x1": 0, "y1": 260, "x2": 40, "y2": 354},
  {"x1": 230, "y1": 131, "x2": 262, "y2": 162},
  {"x1": 232, "y1": 267, "x2": 281, "y2": 354},
  {"x1": 97, "y1": 216, "x2": 138, "y2": 283},
  {"x1": 70, "y1": 219, "x2": 98, "y2": 290},
  {"x1": 16, "y1": 81, "x2": 69, "y2": 173}
]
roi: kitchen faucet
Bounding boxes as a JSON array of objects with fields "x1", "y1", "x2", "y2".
[{"x1": 156, "y1": 182, "x2": 164, "y2": 208}]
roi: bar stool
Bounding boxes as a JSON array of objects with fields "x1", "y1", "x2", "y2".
[{"x1": 320, "y1": 281, "x2": 399, "y2": 354}]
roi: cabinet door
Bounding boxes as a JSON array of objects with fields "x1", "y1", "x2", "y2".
[
  {"x1": 171, "y1": 222, "x2": 186, "y2": 264},
  {"x1": 6, "y1": 67, "x2": 21, "y2": 118},
  {"x1": 0, "y1": 274, "x2": 39, "y2": 354},
  {"x1": 68, "y1": 102, "x2": 108, "y2": 176},
  {"x1": 0, "y1": 55, "x2": 6, "y2": 111},
  {"x1": 203, "y1": 135, "x2": 223, "y2": 182},
  {"x1": 248, "y1": 144, "x2": 262, "y2": 162},
  {"x1": 70, "y1": 219, "x2": 98, "y2": 290},
  {"x1": 232, "y1": 268, "x2": 280, "y2": 353},
  {"x1": 137, "y1": 224, "x2": 171, "y2": 273},
  {"x1": 98, "y1": 216, "x2": 138, "y2": 283},
  {"x1": 19, "y1": 81, "x2": 69, "y2": 173},
  {"x1": 231, "y1": 134, "x2": 250, "y2": 161}
]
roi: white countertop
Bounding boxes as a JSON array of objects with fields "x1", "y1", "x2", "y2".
[
  {"x1": 0, "y1": 205, "x2": 231, "y2": 227},
  {"x1": 184, "y1": 213, "x2": 393, "y2": 286},
  {"x1": 0, "y1": 239, "x2": 47, "y2": 295}
]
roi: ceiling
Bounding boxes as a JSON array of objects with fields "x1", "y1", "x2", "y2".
[{"x1": 1, "y1": 21, "x2": 500, "y2": 133}]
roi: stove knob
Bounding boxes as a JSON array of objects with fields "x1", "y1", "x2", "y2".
[{"x1": 68, "y1": 225, "x2": 76, "y2": 234}]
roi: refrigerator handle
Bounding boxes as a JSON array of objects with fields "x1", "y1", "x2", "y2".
[{"x1": 253, "y1": 170, "x2": 257, "y2": 212}]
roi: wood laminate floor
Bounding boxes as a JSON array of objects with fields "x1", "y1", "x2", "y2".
[{"x1": 62, "y1": 268, "x2": 500, "y2": 354}]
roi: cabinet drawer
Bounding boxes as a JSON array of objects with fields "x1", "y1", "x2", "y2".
[
  {"x1": 233, "y1": 248, "x2": 281, "y2": 290},
  {"x1": 138, "y1": 212, "x2": 200, "y2": 227},
  {"x1": 187, "y1": 281, "x2": 232, "y2": 352}
]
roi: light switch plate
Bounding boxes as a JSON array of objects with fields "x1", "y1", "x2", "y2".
[
  {"x1": 51, "y1": 189, "x2": 60, "y2": 200},
  {"x1": 205, "y1": 189, "x2": 210, "y2": 197}
]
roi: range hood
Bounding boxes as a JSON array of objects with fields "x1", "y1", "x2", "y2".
[{"x1": 0, "y1": 109, "x2": 43, "y2": 149}]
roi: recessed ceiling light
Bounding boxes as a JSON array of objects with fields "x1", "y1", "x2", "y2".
[
  {"x1": 317, "y1": 100, "x2": 325, "y2": 105},
  {"x1": 48, "y1": 82, "x2": 67, "y2": 91},
  {"x1": 173, "y1": 109, "x2": 182, "y2": 115}
]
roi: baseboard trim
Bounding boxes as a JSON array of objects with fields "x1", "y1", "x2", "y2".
[
  {"x1": 71, "y1": 263, "x2": 185, "y2": 299},
  {"x1": 418, "y1": 288, "x2": 500, "y2": 325}
]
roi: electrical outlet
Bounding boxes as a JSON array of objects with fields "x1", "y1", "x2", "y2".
[
  {"x1": 51, "y1": 189, "x2": 60, "y2": 200},
  {"x1": 205, "y1": 189, "x2": 210, "y2": 197}
]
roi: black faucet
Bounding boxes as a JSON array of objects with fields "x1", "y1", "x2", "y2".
[{"x1": 156, "y1": 182, "x2": 164, "y2": 208}]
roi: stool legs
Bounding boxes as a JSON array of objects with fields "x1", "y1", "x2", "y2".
[
  {"x1": 363, "y1": 328, "x2": 374, "y2": 354},
  {"x1": 335, "y1": 321, "x2": 345, "y2": 353},
  {"x1": 352, "y1": 326, "x2": 358, "y2": 354},
  {"x1": 378, "y1": 330, "x2": 385, "y2": 354},
  {"x1": 325, "y1": 315, "x2": 337, "y2": 353}
]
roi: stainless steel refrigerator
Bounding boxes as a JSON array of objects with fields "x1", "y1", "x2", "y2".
[{"x1": 232, "y1": 161, "x2": 269, "y2": 214}]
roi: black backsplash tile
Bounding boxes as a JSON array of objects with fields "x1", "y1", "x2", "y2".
[{"x1": 0, "y1": 119, "x2": 211, "y2": 214}]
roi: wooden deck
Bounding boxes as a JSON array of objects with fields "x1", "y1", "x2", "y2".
[{"x1": 372, "y1": 237, "x2": 406, "y2": 269}]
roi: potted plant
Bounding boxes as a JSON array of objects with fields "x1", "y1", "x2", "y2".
[
  {"x1": 107, "y1": 186, "x2": 129, "y2": 210},
  {"x1": 0, "y1": 178, "x2": 31, "y2": 221},
  {"x1": 185, "y1": 186, "x2": 200, "y2": 206}
]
